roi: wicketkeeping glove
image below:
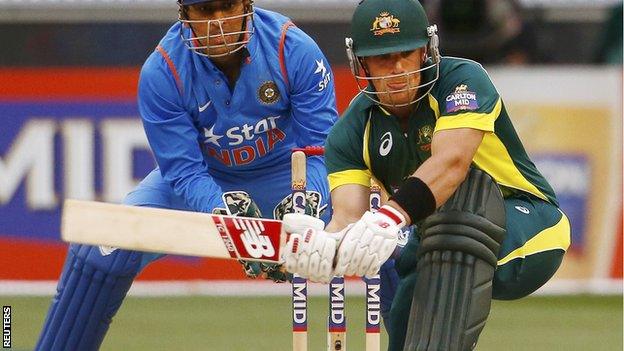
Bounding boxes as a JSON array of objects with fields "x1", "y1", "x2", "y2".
[{"x1": 216, "y1": 191, "x2": 289, "y2": 282}]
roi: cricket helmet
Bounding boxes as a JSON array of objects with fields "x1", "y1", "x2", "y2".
[
  {"x1": 177, "y1": 0, "x2": 255, "y2": 58},
  {"x1": 345, "y1": 0, "x2": 441, "y2": 107}
]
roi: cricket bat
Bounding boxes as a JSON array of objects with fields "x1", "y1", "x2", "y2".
[{"x1": 61, "y1": 199, "x2": 286, "y2": 263}]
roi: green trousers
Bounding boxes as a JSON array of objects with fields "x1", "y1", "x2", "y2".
[{"x1": 387, "y1": 194, "x2": 570, "y2": 351}]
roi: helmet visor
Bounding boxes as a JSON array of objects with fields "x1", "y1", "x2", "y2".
[
  {"x1": 179, "y1": 2, "x2": 254, "y2": 58},
  {"x1": 355, "y1": 58, "x2": 439, "y2": 108}
]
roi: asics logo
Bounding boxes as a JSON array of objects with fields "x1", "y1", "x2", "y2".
[
  {"x1": 397, "y1": 227, "x2": 410, "y2": 247},
  {"x1": 379, "y1": 132, "x2": 393, "y2": 156},
  {"x1": 198, "y1": 100, "x2": 212, "y2": 112},
  {"x1": 515, "y1": 206, "x2": 530, "y2": 214}
]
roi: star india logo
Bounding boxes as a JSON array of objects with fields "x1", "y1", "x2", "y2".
[
  {"x1": 371, "y1": 12, "x2": 401, "y2": 36},
  {"x1": 314, "y1": 59, "x2": 331, "y2": 92}
]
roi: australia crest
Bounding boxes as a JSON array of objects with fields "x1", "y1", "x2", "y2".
[{"x1": 371, "y1": 12, "x2": 401, "y2": 36}]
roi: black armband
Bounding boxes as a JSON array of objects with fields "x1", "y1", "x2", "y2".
[{"x1": 389, "y1": 177, "x2": 436, "y2": 223}]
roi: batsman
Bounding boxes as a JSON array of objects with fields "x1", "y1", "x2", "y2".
[{"x1": 282, "y1": 0, "x2": 571, "y2": 350}]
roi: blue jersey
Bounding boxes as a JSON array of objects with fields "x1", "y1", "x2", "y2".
[{"x1": 137, "y1": 8, "x2": 338, "y2": 214}]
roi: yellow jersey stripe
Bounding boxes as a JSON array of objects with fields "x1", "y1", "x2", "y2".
[
  {"x1": 328, "y1": 169, "x2": 372, "y2": 191},
  {"x1": 428, "y1": 94, "x2": 440, "y2": 119},
  {"x1": 498, "y1": 210, "x2": 571, "y2": 266},
  {"x1": 472, "y1": 133, "x2": 549, "y2": 201},
  {"x1": 363, "y1": 111, "x2": 372, "y2": 170},
  {"x1": 434, "y1": 98, "x2": 502, "y2": 133}
]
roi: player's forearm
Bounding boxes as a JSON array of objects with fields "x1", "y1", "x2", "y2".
[
  {"x1": 324, "y1": 184, "x2": 370, "y2": 232},
  {"x1": 168, "y1": 172, "x2": 224, "y2": 213},
  {"x1": 412, "y1": 128, "x2": 484, "y2": 210},
  {"x1": 387, "y1": 154, "x2": 471, "y2": 226},
  {"x1": 413, "y1": 154, "x2": 471, "y2": 208}
]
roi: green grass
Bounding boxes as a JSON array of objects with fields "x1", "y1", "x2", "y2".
[{"x1": 2, "y1": 295, "x2": 621, "y2": 350}]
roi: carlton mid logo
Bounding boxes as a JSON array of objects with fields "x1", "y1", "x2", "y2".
[{"x1": 445, "y1": 84, "x2": 479, "y2": 113}]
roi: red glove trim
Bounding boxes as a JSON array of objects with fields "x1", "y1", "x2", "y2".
[{"x1": 377, "y1": 206, "x2": 405, "y2": 227}]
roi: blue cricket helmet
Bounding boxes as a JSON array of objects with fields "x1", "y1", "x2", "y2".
[{"x1": 177, "y1": 0, "x2": 255, "y2": 58}]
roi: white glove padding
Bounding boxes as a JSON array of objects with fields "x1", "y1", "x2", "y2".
[
  {"x1": 281, "y1": 213, "x2": 344, "y2": 284},
  {"x1": 282, "y1": 213, "x2": 325, "y2": 233},
  {"x1": 334, "y1": 205, "x2": 406, "y2": 278}
]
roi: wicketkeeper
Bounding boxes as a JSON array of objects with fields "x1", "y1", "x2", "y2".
[
  {"x1": 282, "y1": 0, "x2": 571, "y2": 350},
  {"x1": 36, "y1": 1, "x2": 338, "y2": 349}
]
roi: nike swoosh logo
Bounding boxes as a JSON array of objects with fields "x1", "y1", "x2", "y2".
[{"x1": 199, "y1": 101, "x2": 212, "y2": 112}]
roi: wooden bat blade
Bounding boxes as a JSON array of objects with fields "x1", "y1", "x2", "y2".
[{"x1": 61, "y1": 199, "x2": 285, "y2": 263}]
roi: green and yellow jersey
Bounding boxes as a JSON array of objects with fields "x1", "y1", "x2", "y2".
[{"x1": 325, "y1": 56, "x2": 558, "y2": 206}]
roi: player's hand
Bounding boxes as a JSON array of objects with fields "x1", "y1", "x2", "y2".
[
  {"x1": 218, "y1": 191, "x2": 280, "y2": 280},
  {"x1": 281, "y1": 213, "x2": 341, "y2": 283},
  {"x1": 333, "y1": 205, "x2": 406, "y2": 278},
  {"x1": 220, "y1": 191, "x2": 262, "y2": 218},
  {"x1": 248, "y1": 212, "x2": 325, "y2": 282}
]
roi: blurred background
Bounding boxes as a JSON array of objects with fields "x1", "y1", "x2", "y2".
[{"x1": 0, "y1": 0, "x2": 622, "y2": 350}]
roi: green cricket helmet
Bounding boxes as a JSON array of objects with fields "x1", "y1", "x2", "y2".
[
  {"x1": 345, "y1": 0, "x2": 440, "y2": 107},
  {"x1": 178, "y1": 0, "x2": 255, "y2": 58}
]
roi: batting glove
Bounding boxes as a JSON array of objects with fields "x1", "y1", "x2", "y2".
[
  {"x1": 281, "y1": 213, "x2": 342, "y2": 284},
  {"x1": 333, "y1": 205, "x2": 406, "y2": 278}
]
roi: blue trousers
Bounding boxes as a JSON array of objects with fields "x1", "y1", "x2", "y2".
[{"x1": 35, "y1": 159, "x2": 331, "y2": 351}]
